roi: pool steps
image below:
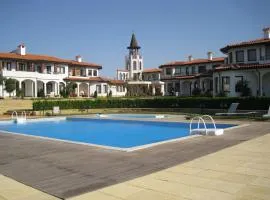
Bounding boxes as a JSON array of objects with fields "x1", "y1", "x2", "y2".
[{"x1": 190, "y1": 115, "x2": 224, "y2": 136}]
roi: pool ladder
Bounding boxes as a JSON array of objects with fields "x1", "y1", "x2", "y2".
[
  {"x1": 11, "y1": 111, "x2": 27, "y2": 124},
  {"x1": 189, "y1": 115, "x2": 223, "y2": 136}
]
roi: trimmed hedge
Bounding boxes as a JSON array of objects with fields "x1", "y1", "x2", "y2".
[{"x1": 32, "y1": 97, "x2": 270, "y2": 111}]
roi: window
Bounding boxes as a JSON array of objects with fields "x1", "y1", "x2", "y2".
[
  {"x1": 80, "y1": 69, "x2": 86, "y2": 76},
  {"x1": 175, "y1": 82, "x2": 180, "y2": 92},
  {"x1": 175, "y1": 67, "x2": 181, "y2": 75},
  {"x1": 139, "y1": 61, "x2": 142, "y2": 70},
  {"x1": 88, "y1": 69, "x2": 92, "y2": 76},
  {"x1": 266, "y1": 45, "x2": 270, "y2": 60},
  {"x1": 236, "y1": 50, "x2": 244, "y2": 62},
  {"x1": 72, "y1": 68, "x2": 75, "y2": 76},
  {"x1": 46, "y1": 66, "x2": 51, "y2": 74},
  {"x1": 19, "y1": 63, "x2": 26, "y2": 71},
  {"x1": 222, "y1": 76, "x2": 230, "y2": 92},
  {"x1": 248, "y1": 49, "x2": 257, "y2": 61},
  {"x1": 165, "y1": 68, "x2": 172, "y2": 75},
  {"x1": 235, "y1": 76, "x2": 244, "y2": 92},
  {"x1": 96, "y1": 85, "x2": 101, "y2": 93},
  {"x1": 6, "y1": 62, "x2": 11, "y2": 71},
  {"x1": 229, "y1": 52, "x2": 233, "y2": 63},
  {"x1": 259, "y1": 48, "x2": 263, "y2": 60},
  {"x1": 133, "y1": 61, "x2": 137, "y2": 70},
  {"x1": 93, "y1": 70, "x2": 97, "y2": 76},
  {"x1": 103, "y1": 85, "x2": 108, "y2": 93},
  {"x1": 36, "y1": 65, "x2": 42, "y2": 73},
  {"x1": 185, "y1": 67, "x2": 189, "y2": 75},
  {"x1": 60, "y1": 67, "x2": 65, "y2": 74},
  {"x1": 214, "y1": 77, "x2": 218, "y2": 93},
  {"x1": 198, "y1": 66, "x2": 206, "y2": 73},
  {"x1": 192, "y1": 66, "x2": 196, "y2": 74},
  {"x1": 27, "y1": 63, "x2": 32, "y2": 71}
]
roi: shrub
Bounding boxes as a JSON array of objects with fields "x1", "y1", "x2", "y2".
[
  {"x1": 192, "y1": 88, "x2": 201, "y2": 96},
  {"x1": 32, "y1": 97, "x2": 270, "y2": 111}
]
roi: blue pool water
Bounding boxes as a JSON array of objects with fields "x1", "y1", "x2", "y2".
[{"x1": 0, "y1": 118, "x2": 235, "y2": 149}]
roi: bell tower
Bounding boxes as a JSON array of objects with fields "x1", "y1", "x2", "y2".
[{"x1": 125, "y1": 33, "x2": 143, "y2": 80}]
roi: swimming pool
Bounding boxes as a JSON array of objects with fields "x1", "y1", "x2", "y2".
[{"x1": 0, "y1": 117, "x2": 235, "y2": 151}]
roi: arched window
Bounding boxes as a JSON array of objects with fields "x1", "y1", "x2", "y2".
[
  {"x1": 120, "y1": 73, "x2": 123, "y2": 80},
  {"x1": 139, "y1": 61, "x2": 142, "y2": 70},
  {"x1": 133, "y1": 61, "x2": 137, "y2": 70}
]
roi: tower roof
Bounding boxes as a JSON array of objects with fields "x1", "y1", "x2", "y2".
[{"x1": 127, "y1": 33, "x2": 141, "y2": 49}]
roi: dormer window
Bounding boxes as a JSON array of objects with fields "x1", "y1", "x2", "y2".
[{"x1": 93, "y1": 70, "x2": 97, "y2": 76}]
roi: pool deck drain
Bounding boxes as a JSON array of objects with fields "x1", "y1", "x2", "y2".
[{"x1": 0, "y1": 117, "x2": 270, "y2": 199}]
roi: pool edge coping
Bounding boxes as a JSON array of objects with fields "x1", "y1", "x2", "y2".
[{"x1": 0, "y1": 117, "x2": 248, "y2": 152}]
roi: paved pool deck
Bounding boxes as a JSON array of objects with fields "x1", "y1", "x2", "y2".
[{"x1": 0, "y1": 116, "x2": 270, "y2": 199}]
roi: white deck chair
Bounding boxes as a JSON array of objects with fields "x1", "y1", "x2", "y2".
[
  {"x1": 263, "y1": 106, "x2": 270, "y2": 118},
  {"x1": 52, "y1": 106, "x2": 60, "y2": 115},
  {"x1": 215, "y1": 103, "x2": 239, "y2": 116}
]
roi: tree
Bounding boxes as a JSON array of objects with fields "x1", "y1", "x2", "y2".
[
  {"x1": 235, "y1": 80, "x2": 251, "y2": 97},
  {"x1": 5, "y1": 78, "x2": 17, "y2": 97},
  {"x1": 60, "y1": 82, "x2": 77, "y2": 98},
  {"x1": 0, "y1": 74, "x2": 6, "y2": 97}
]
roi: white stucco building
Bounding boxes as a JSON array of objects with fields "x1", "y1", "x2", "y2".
[
  {"x1": 213, "y1": 27, "x2": 270, "y2": 97},
  {"x1": 0, "y1": 44, "x2": 108, "y2": 97},
  {"x1": 159, "y1": 53, "x2": 224, "y2": 96},
  {"x1": 116, "y1": 33, "x2": 164, "y2": 96}
]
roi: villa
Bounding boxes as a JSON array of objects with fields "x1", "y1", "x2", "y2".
[
  {"x1": 159, "y1": 53, "x2": 224, "y2": 96},
  {"x1": 213, "y1": 27, "x2": 270, "y2": 97},
  {"x1": 160, "y1": 27, "x2": 270, "y2": 97},
  {"x1": 0, "y1": 44, "x2": 110, "y2": 97}
]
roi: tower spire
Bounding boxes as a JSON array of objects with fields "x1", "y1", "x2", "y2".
[{"x1": 127, "y1": 33, "x2": 141, "y2": 49}]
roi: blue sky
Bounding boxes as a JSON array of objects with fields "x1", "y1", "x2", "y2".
[{"x1": 1, "y1": 0, "x2": 269, "y2": 77}]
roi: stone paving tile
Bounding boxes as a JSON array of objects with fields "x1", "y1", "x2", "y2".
[
  {"x1": 0, "y1": 175, "x2": 59, "y2": 200},
  {"x1": 68, "y1": 133, "x2": 270, "y2": 200}
]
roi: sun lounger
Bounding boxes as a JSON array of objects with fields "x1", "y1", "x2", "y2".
[
  {"x1": 52, "y1": 106, "x2": 60, "y2": 115},
  {"x1": 215, "y1": 103, "x2": 239, "y2": 116},
  {"x1": 263, "y1": 106, "x2": 270, "y2": 118},
  {"x1": 215, "y1": 103, "x2": 257, "y2": 116}
]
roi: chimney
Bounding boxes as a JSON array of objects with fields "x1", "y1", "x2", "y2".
[
  {"x1": 16, "y1": 44, "x2": 26, "y2": 55},
  {"x1": 188, "y1": 55, "x2": 193, "y2": 62},
  {"x1": 75, "y1": 55, "x2": 82, "y2": 62},
  {"x1": 207, "y1": 51, "x2": 213, "y2": 60},
  {"x1": 263, "y1": 27, "x2": 270, "y2": 39}
]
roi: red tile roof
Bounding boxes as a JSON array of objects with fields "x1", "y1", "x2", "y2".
[
  {"x1": 63, "y1": 76, "x2": 105, "y2": 82},
  {"x1": 143, "y1": 68, "x2": 162, "y2": 73},
  {"x1": 215, "y1": 63, "x2": 270, "y2": 71},
  {"x1": 159, "y1": 57, "x2": 224, "y2": 68},
  {"x1": 109, "y1": 80, "x2": 125, "y2": 85},
  {"x1": 220, "y1": 38, "x2": 270, "y2": 53},
  {"x1": 117, "y1": 69, "x2": 129, "y2": 72},
  {"x1": 0, "y1": 52, "x2": 102, "y2": 68}
]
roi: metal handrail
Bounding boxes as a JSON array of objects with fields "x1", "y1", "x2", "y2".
[
  {"x1": 190, "y1": 116, "x2": 207, "y2": 135},
  {"x1": 21, "y1": 111, "x2": 27, "y2": 119},
  {"x1": 11, "y1": 111, "x2": 18, "y2": 120},
  {"x1": 201, "y1": 115, "x2": 216, "y2": 130}
]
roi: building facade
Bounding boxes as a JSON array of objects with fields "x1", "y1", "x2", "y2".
[
  {"x1": 213, "y1": 28, "x2": 270, "y2": 97},
  {"x1": 159, "y1": 53, "x2": 224, "y2": 96},
  {"x1": 0, "y1": 44, "x2": 108, "y2": 98},
  {"x1": 116, "y1": 33, "x2": 164, "y2": 96}
]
